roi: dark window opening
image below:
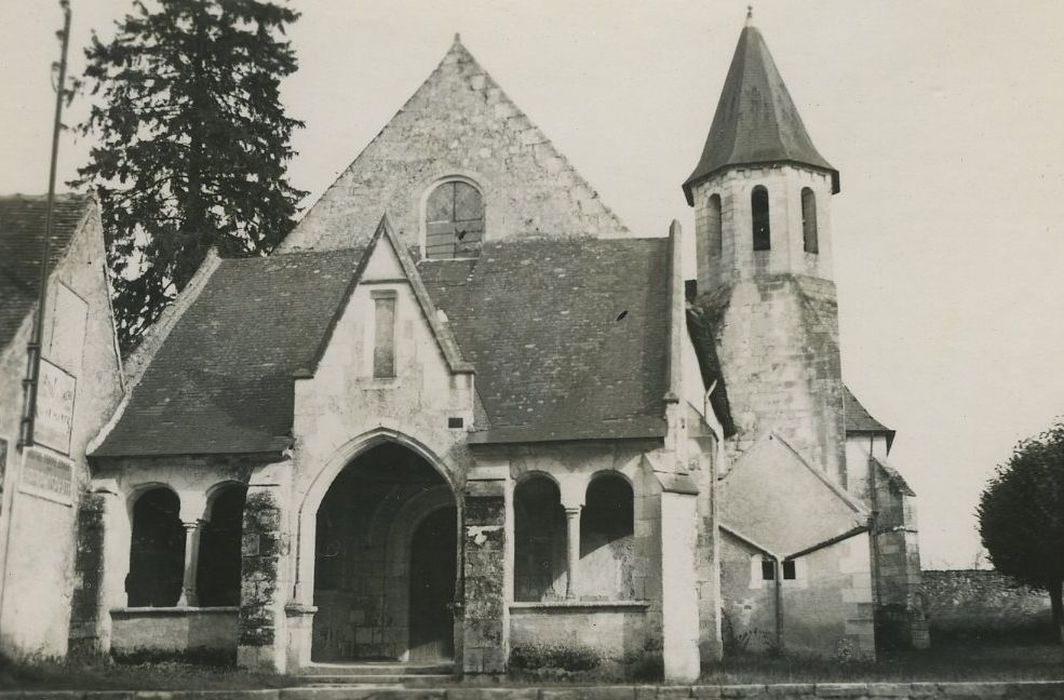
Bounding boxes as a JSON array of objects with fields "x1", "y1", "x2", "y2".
[
  {"x1": 197, "y1": 485, "x2": 246, "y2": 607},
  {"x1": 447, "y1": 416, "x2": 464, "y2": 429},
  {"x1": 707, "y1": 194, "x2": 723, "y2": 258},
  {"x1": 580, "y1": 473, "x2": 634, "y2": 557},
  {"x1": 514, "y1": 476, "x2": 566, "y2": 601},
  {"x1": 426, "y1": 181, "x2": 484, "y2": 259},
  {"x1": 801, "y1": 187, "x2": 818, "y2": 254},
  {"x1": 782, "y1": 560, "x2": 797, "y2": 580},
  {"x1": 761, "y1": 559, "x2": 776, "y2": 581},
  {"x1": 127, "y1": 487, "x2": 185, "y2": 607},
  {"x1": 372, "y1": 291, "x2": 396, "y2": 379},
  {"x1": 752, "y1": 186, "x2": 771, "y2": 251}
]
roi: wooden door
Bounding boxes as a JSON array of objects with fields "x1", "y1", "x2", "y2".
[{"x1": 408, "y1": 507, "x2": 457, "y2": 661}]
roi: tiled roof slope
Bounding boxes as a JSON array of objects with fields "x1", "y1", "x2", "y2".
[
  {"x1": 683, "y1": 23, "x2": 838, "y2": 204},
  {"x1": 843, "y1": 385, "x2": 893, "y2": 435},
  {"x1": 421, "y1": 238, "x2": 670, "y2": 443},
  {"x1": 93, "y1": 249, "x2": 364, "y2": 457},
  {"x1": 0, "y1": 194, "x2": 91, "y2": 350},
  {"x1": 95, "y1": 237, "x2": 672, "y2": 457}
]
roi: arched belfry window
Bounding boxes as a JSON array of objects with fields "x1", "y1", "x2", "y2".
[
  {"x1": 707, "y1": 194, "x2": 723, "y2": 258},
  {"x1": 801, "y1": 187, "x2": 819, "y2": 254},
  {"x1": 752, "y1": 186, "x2": 770, "y2": 251},
  {"x1": 425, "y1": 180, "x2": 484, "y2": 259}
]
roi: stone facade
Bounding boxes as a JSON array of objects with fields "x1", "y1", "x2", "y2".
[
  {"x1": 0, "y1": 196, "x2": 124, "y2": 658},
  {"x1": 279, "y1": 37, "x2": 629, "y2": 254}
]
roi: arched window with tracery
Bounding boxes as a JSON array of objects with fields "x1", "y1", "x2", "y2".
[
  {"x1": 579, "y1": 472, "x2": 635, "y2": 599},
  {"x1": 127, "y1": 487, "x2": 185, "y2": 607},
  {"x1": 196, "y1": 485, "x2": 246, "y2": 607},
  {"x1": 752, "y1": 185, "x2": 771, "y2": 251},
  {"x1": 801, "y1": 187, "x2": 819, "y2": 254},
  {"x1": 513, "y1": 475, "x2": 566, "y2": 601},
  {"x1": 425, "y1": 180, "x2": 484, "y2": 259}
]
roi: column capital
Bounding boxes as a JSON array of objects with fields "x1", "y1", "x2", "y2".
[
  {"x1": 181, "y1": 519, "x2": 205, "y2": 531},
  {"x1": 564, "y1": 505, "x2": 582, "y2": 517}
]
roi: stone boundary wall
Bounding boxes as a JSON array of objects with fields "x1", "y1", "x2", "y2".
[
  {"x1": 4, "y1": 682, "x2": 1064, "y2": 699},
  {"x1": 922, "y1": 569, "x2": 1051, "y2": 637}
]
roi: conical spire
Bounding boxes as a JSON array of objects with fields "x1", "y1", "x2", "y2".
[{"x1": 683, "y1": 20, "x2": 839, "y2": 205}]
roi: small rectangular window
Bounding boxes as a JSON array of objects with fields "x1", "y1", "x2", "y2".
[
  {"x1": 372, "y1": 291, "x2": 397, "y2": 378},
  {"x1": 782, "y1": 560, "x2": 796, "y2": 580},
  {"x1": 448, "y1": 417, "x2": 464, "y2": 429},
  {"x1": 761, "y1": 560, "x2": 775, "y2": 581}
]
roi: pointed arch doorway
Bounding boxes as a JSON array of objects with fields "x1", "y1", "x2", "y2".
[{"x1": 311, "y1": 441, "x2": 458, "y2": 663}]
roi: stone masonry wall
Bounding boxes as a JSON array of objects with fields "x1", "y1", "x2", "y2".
[
  {"x1": 700, "y1": 274, "x2": 846, "y2": 484},
  {"x1": 279, "y1": 37, "x2": 628, "y2": 253},
  {"x1": 0, "y1": 202, "x2": 124, "y2": 658},
  {"x1": 922, "y1": 569, "x2": 1052, "y2": 639}
]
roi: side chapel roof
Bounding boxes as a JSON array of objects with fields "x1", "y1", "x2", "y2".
[
  {"x1": 683, "y1": 19, "x2": 838, "y2": 204},
  {"x1": 843, "y1": 385, "x2": 895, "y2": 443},
  {"x1": 0, "y1": 194, "x2": 93, "y2": 351},
  {"x1": 93, "y1": 236, "x2": 674, "y2": 457}
]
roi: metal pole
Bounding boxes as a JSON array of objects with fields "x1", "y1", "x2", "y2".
[{"x1": 18, "y1": 0, "x2": 71, "y2": 450}]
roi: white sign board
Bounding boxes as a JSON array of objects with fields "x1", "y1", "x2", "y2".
[
  {"x1": 35, "y1": 359, "x2": 76, "y2": 455},
  {"x1": 19, "y1": 446, "x2": 74, "y2": 506}
]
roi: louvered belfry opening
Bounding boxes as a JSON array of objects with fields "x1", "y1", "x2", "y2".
[{"x1": 425, "y1": 180, "x2": 484, "y2": 259}]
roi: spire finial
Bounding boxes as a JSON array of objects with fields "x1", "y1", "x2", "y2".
[
  {"x1": 746, "y1": 5, "x2": 754, "y2": 26},
  {"x1": 454, "y1": 32, "x2": 461, "y2": 43}
]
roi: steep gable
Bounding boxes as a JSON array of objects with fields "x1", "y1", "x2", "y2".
[{"x1": 280, "y1": 36, "x2": 629, "y2": 253}]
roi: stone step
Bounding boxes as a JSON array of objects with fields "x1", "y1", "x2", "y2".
[
  {"x1": 300, "y1": 662, "x2": 453, "y2": 677},
  {"x1": 298, "y1": 673, "x2": 454, "y2": 687}
]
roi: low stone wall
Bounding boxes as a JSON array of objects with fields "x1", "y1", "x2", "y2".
[
  {"x1": 110, "y1": 607, "x2": 239, "y2": 659},
  {"x1": 922, "y1": 569, "x2": 1051, "y2": 638},
  {"x1": 5, "y1": 681, "x2": 1064, "y2": 698},
  {"x1": 509, "y1": 602, "x2": 656, "y2": 679}
]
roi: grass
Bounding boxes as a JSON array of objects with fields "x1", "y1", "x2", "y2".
[
  {"x1": 3, "y1": 635, "x2": 1064, "y2": 691},
  {"x1": 0, "y1": 653, "x2": 297, "y2": 691},
  {"x1": 701, "y1": 635, "x2": 1064, "y2": 685}
]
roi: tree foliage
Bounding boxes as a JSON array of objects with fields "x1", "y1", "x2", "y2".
[
  {"x1": 978, "y1": 419, "x2": 1064, "y2": 641},
  {"x1": 73, "y1": 0, "x2": 305, "y2": 352}
]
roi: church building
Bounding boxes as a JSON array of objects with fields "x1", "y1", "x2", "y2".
[{"x1": 0, "y1": 16, "x2": 926, "y2": 682}]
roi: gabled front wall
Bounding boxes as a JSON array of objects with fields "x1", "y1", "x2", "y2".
[
  {"x1": 0, "y1": 205, "x2": 123, "y2": 658},
  {"x1": 279, "y1": 40, "x2": 628, "y2": 254}
]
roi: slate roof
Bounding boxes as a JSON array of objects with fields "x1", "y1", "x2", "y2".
[
  {"x1": 843, "y1": 385, "x2": 893, "y2": 434},
  {"x1": 422, "y1": 238, "x2": 671, "y2": 443},
  {"x1": 0, "y1": 194, "x2": 92, "y2": 350},
  {"x1": 93, "y1": 249, "x2": 364, "y2": 457},
  {"x1": 683, "y1": 22, "x2": 838, "y2": 205},
  {"x1": 94, "y1": 236, "x2": 673, "y2": 457}
]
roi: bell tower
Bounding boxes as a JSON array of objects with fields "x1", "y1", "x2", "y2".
[{"x1": 686, "y1": 12, "x2": 847, "y2": 484}]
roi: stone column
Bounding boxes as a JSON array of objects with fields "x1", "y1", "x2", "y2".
[
  {"x1": 461, "y1": 465, "x2": 508, "y2": 675},
  {"x1": 177, "y1": 521, "x2": 203, "y2": 607},
  {"x1": 564, "y1": 506, "x2": 581, "y2": 599}
]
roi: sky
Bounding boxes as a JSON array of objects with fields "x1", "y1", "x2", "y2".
[{"x1": 3, "y1": 0, "x2": 1064, "y2": 569}]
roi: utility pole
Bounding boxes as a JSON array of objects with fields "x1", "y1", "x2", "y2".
[{"x1": 18, "y1": 0, "x2": 72, "y2": 450}]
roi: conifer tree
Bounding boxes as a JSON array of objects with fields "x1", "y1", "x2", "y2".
[
  {"x1": 74, "y1": 0, "x2": 305, "y2": 351},
  {"x1": 978, "y1": 419, "x2": 1064, "y2": 643}
]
